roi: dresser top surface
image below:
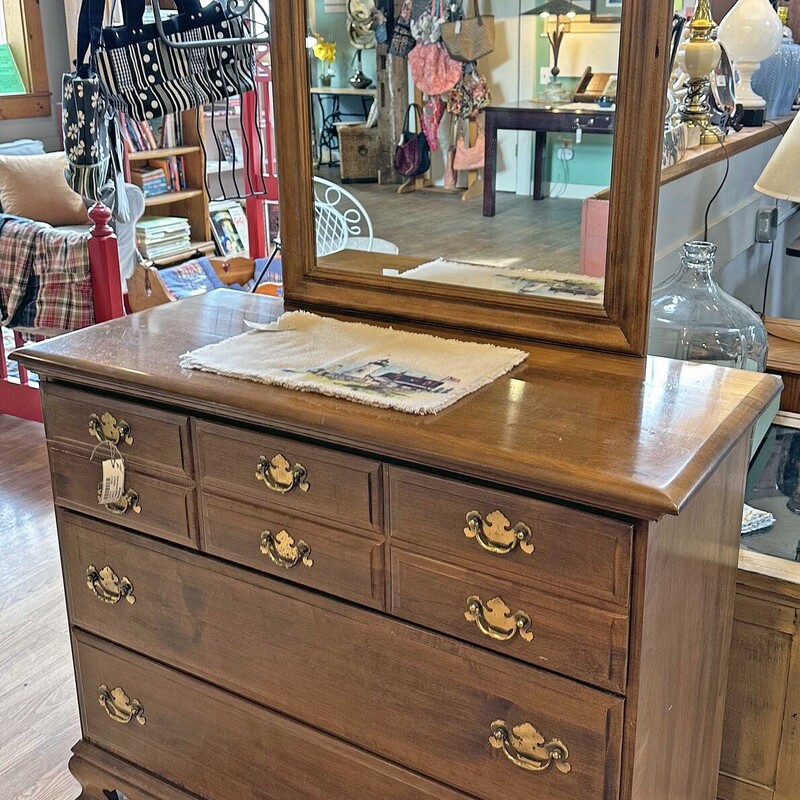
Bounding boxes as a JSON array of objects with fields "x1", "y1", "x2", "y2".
[{"x1": 16, "y1": 291, "x2": 781, "y2": 520}]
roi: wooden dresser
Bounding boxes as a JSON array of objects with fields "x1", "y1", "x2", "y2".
[{"x1": 14, "y1": 291, "x2": 782, "y2": 800}]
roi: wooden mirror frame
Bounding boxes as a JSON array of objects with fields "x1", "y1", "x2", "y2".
[{"x1": 271, "y1": 0, "x2": 675, "y2": 355}]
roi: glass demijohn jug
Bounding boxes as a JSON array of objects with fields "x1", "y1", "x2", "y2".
[{"x1": 648, "y1": 241, "x2": 769, "y2": 371}]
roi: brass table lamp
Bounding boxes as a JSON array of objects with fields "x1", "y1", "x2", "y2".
[
  {"x1": 524, "y1": 0, "x2": 589, "y2": 103},
  {"x1": 678, "y1": 0, "x2": 725, "y2": 145}
]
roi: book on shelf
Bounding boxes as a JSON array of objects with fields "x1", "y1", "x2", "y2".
[
  {"x1": 129, "y1": 166, "x2": 170, "y2": 198},
  {"x1": 133, "y1": 156, "x2": 187, "y2": 195},
  {"x1": 120, "y1": 113, "x2": 183, "y2": 153}
]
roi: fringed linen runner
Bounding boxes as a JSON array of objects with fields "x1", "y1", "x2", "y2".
[
  {"x1": 398, "y1": 258, "x2": 605, "y2": 303},
  {"x1": 180, "y1": 311, "x2": 527, "y2": 415}
]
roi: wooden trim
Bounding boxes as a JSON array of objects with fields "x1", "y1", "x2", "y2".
[
  {"x1": 661, "y1": 116, "x2": 795, "y2": 186},
  {"x1": 272, "y1": 0, "x2": 675, "y2": 355},
  {"x1": 0, "y1": 0, "x2": 51, "y2": 120}
]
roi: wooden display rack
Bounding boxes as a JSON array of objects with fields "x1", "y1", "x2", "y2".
[{"x1": 125, "y1": 108, "x2": 216, "y2": 265}]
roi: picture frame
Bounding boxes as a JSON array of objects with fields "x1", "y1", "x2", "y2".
[
  {"x1": 591, "y1": 0, "x2": 622, "y2": 22},
  {"x1": 210, "y1": 204, "x2": 246, "y2": 257}
]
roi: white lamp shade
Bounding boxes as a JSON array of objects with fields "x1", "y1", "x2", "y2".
[
  {"x1": 718, "y1": 0, "x2": 783, "y2": 63},
  {"x1": 755, "y1": 115, "x2": 800, "y2": 202}
]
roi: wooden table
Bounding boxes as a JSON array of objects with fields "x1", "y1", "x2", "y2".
[{"x1": 482, "y1": 102, "x2": 615, "y2": 217}]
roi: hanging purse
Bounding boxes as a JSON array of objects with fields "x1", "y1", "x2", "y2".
[
  {"x1": 411, "y1": 0, "x2": 444, "y2": 44},
  {"x1": 389, "y1": 0, "x2": 416, "y2": 58},
  {"x1": 408, "y1": 41, "x2": 462, "y2": 95},
  {"x1": 453, "y1": 124, "x2": 485, "y2": 171},
  {"x1": 94, "y1": 0, "x2": 255, "y2": 122},
  {"x1": 446, "y1": 64, "x2": 491, "y2": 119},
  {"x1": 62, "y1": 0, "x2": 129, "y2": 219},
  {"x1": 441, "y1": 0, "x2": 495, "y2": 63},
  {"x1": 394, "y1": 103, "x2": 431, "y2": 178}
]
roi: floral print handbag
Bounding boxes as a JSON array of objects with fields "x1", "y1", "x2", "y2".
[{"x1": 62, "y1": 0, "x2": 129, "y2": 218}]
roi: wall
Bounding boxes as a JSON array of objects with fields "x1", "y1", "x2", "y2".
[
  {"x1": 0, "y1": 0, "x2": 70, "y2": 150},
  {"x1": 311, "y1": 0, "x2": 377, "y2": 90},
  {"x1": 654, "y1": 136, "x2": 800, "y2": 319}
]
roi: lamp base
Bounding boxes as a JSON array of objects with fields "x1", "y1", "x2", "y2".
[
  {"x1": 541, "y1": 80, "x2": 570, "y2": 103},
  {"x1": 741, "y1": 107, "x2": 766, "y2": 127}
]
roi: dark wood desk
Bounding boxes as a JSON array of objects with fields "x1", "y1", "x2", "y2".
[{"x1": 482, "y1": 102, "x2": 615, "y2": 217}]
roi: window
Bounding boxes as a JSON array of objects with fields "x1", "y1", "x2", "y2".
[{"x1": 0, "y1": 0, "x2": 49, "y2": 119}]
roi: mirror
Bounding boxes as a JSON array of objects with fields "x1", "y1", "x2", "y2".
[
  {"x1": 307, "y1": 0, "x2": 622, "y2": 306},
  {"x1": 271, "y1": 0, "x2": 675, "y2": 354}
]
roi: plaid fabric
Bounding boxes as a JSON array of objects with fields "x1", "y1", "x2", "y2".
[{"x1": 0, "y1": 220, "x2": 94, "y2": 336}]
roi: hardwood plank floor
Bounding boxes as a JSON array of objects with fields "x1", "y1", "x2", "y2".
[
  {"x1": 0, "y1": 416, "x2": 79, "y2": 800},
  {"x1": 316, "y1": 165, "x2": 587, "y2": 273}
]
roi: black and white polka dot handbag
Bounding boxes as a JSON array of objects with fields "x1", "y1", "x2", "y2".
[{"x1": 94, "y1": 0, "x2": 256, "y2": 122}]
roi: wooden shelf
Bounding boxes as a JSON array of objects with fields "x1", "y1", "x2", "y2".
[
  {"x1": 661, "y1": 115, "x2": 795, "y2": 186},
  {"x1": 129, "y1": 145, "x2": 201, "y2": 162},
  {"x1": 145, "y1": 189, "x2": 205, "y2": 207}
]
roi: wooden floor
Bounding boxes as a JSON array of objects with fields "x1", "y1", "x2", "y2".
[
  {"x1": 316, "y1": 165, "x2": 585, "y2": 273},
  {"x1": 0, "y1": 415, "x2": 80, "y2": 800}
]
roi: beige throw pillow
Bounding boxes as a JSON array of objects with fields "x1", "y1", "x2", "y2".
[{"x1": 0, "y1": 152, "x2": 89, "y2": 226}]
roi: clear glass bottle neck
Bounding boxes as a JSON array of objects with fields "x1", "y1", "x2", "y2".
[{"x1": 681, "y1": 241, "x2": 717, "y2": 281}]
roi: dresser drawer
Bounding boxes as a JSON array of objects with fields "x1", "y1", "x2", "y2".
[
  {"x1": 41, "y1": 384, "x2": 190, "y2": 477},
  {"x1": 194, "y1": 419, "x2": 382, "y2": 531},
  {"x1": 73, "y1": 632, "x2": 476, "y2": 800},
  {"x1": 390, "y1": 547, "x2": 628, "y2": 693},
  {"x1": 51, "y1": 448, "x2": 196, "y2": 546},
  {"x1": 389, "y1": 467, "x2": 632, "y2": 606},
  {"x1": 200, "y1": 493, "x2": 385, "y2": 608},
  {"x1": 61, "y1": 514, "x2": 623, "y2": 800}
]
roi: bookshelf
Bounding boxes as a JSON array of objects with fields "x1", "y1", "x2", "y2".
[{"x1": 123, "y1": 109, "x2": 215, "y2": 264}]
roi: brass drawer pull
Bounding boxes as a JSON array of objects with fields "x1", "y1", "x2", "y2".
[
  {"x1": 256, "y1": 454, "x2": 310, "y2": 495},
  {"x1": 260, "y1": 530, "x2": 314, "y2": 569},
  {"x1": 464, "y1": 511, "x2": 534, "y2": 556},
  {"x1": 490, "y1": 720, "x2": 570, "y2": 774},
  {"x1": 98, "y1": 487, "x2": 142, "y2": 516},
  {"x1": 89, "y1": 412, "x2": 133, "y2": 447},
  {"x1": 98, "y1": 685, "x2": 146, "y2": 726},
  {"x1": 465, "y1": 596, "x2": 533, "y2": 642},
  {"x1": 86, "y1": 565, "x2": 136, "y2": 605}
]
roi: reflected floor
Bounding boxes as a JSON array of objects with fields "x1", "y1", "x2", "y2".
[{"x1": 316, "y1": 166, "x2": 584, "y2": 273}]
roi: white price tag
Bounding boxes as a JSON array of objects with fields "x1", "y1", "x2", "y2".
[
  {"x1": 98, "y1": 458, "x2": 125, "y2": 505},
  {"x1": 716, "y1": 74, "x2": 727, "y2": 87}
]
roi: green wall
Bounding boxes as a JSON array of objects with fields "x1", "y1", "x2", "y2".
[
  {"x1": 312, "y1": 0, "x2": 377, "y2": 90},
  {"x1": 533, "y1": 17, "x2": 614, "y2": 191}
]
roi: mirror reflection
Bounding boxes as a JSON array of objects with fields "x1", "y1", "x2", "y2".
[{"x1": 306, "y1": 0, "x2": 623, "y2": 303}]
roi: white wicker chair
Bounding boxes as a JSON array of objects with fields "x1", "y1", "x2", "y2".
[{"x1": 313, "y1": 176, "x2": 374, "y2": 254}]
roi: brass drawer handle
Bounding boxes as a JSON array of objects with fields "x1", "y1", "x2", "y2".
[
  {"x1": 98, "y1": 685, "x2": 146, "y2": 726},
  {"x1": 86, "y1": 565, "x2": 136, "y2": 605},
  {"x1": 490, "y1": 720, "x2": 570, "y2": 774},
  {"x1": 97, "y1": 487, "x2": 142, "y2": 516},
  {"x1": 464, "y1": 511, "x2": 534, "y2": 556},
  {"x1": 89, "y1": 412, "x2": 133, "y2": 447},
  {"x1": 260, "y1": 530, "x2": 314, "y2": 568},
  {"x1": 465, "y1": 596, "x2": 533, "y2": 642},
  {"x1": 256, "y1": 454, "x2": 310, "y2": 495}
]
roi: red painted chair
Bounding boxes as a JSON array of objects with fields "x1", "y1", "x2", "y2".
[{"x1": 0, "y1": 203, "x2": 124, "y2": 422}]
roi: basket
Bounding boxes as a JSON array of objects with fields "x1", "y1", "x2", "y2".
[{"x1": 336, "y1": 123, "x2": 380, "y2": 183}]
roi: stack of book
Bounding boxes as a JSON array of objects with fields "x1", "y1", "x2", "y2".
[
  {"x1": 129, "y1": 166, "x2": 169, "y2": 198},
  {"x1": 129, "y1": 157, "x2": 187, "y2": 198},
  {"x1": 120, "y1": 113, "x2": 182, "y2": 153},
  {"x1": 136, "y1": 216, "x2": 192, "y2": 261}
]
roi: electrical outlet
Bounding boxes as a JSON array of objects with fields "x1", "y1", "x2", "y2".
[
  {"x1": 557, "y1": 147, "x2": 574, "y2": 161},
  {"x1": 755, "y1": 206, "x2": 778, "y2": 243},
  {"x1": 540, "y1": 67, "x2": 551, "y2": 85}
]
